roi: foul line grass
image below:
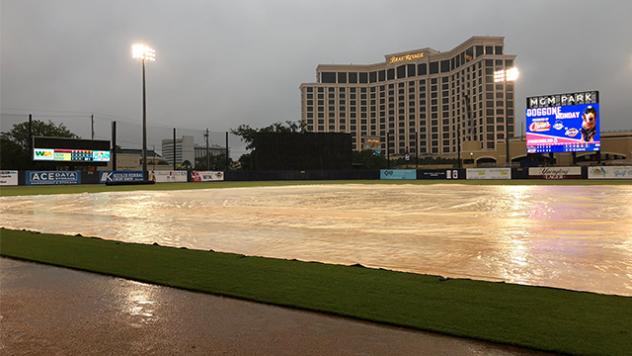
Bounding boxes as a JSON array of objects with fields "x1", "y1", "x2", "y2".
[
  {"x1": 1, "y1": 229, "x2": 630, "y2": 355},
  {"x1": 2, "y1": 179, "x2": 632, "y2": 197}
]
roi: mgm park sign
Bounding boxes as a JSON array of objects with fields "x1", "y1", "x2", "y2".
[{"x1": 526, "y1": 91, "x2": 599, "y2": 109}]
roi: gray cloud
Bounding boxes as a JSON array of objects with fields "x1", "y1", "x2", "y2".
[{"x1": 2, "y1": 0, "x2": 631, "y2": 147}]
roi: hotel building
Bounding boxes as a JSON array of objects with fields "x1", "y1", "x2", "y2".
[{"x1": 299, "y1": 36, "x2": 517, "y2": 157}]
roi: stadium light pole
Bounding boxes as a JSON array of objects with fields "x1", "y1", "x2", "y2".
[
  {"x1": 131, "y1": 43, "x2": 156, "y2": 181},
  {"x1": 495, "y1": 67, "x2": 519, "y2": 167}
]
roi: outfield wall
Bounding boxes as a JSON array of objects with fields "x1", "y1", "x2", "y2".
[{"x1": 2, "y1": 166, "x2": 632, "y2": 186}]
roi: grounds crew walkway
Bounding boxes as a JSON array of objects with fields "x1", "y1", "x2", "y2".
[{"x1": 0, "y1": 258, "x2": 543, "y2": 356}]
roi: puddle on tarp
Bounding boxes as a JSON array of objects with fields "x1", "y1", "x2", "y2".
[{"x1": 2, "y1": 184, "x2": 631, "y2": 296}]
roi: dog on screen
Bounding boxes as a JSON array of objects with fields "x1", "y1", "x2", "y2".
[{"x1": 580, "y1": 106, "x2": 597, "y2": 143}]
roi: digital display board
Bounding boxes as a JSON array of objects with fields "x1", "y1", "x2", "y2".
[
  {"x1": 32, "y1": 137, "x2": 111, "y2": 163},
  {"x1": 526, "y1": 91, "x2": 600, "y2": 153},
  {"x1": 33, "y1": 148, "x2": 110, "y2": 162}
]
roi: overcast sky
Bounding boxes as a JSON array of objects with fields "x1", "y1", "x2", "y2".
[{"x1": 2, "y1": 0, "x2": 631, "y2": 145}]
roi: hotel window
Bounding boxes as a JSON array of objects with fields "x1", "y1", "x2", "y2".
[
  {"x1": 429, "y1": 62, "x2": 439, "y2": 74},
  {"x1": 337, "y1": 72, "x2": 347, "y2": 84},
  {"x1": 475, "y1": 46, "x2": 483, "y2": 57},
  {"x1": 321, "y1": 72, "x2": 336, "y2": 83},
  {"x1": 440, "y1": 60, "x2": 450, "y2": 73},
  {"x1": 418, "y1": 63, "x2": 427, "y2": 75},
  {"x1": 397, "y1": 65, "x2": 406, "y2": 79},
  {"x1": 387, "y1": 68, "x2": 395, "y2": 80},
  {"x1": 465, "y1": 47, "x2": 474, "y2": 60},
  {"x1": 360, "y1": 72, "x2": 368, "y2": 83},
  {"x1": 485, "y1": 46, "x2": 493, "y2": 55},
  {"x1": 349, "y1": 72, "x2": 358, "y2": 83},
  {"x1": 495, "y1": 46, "x2": 503, "y2": 55},
  {"x1": 407, "y1": 64, "x2": 416, "y2": 77},
  {"x1": 378, "y1": 70, "x2": 386, "y2": 81},
  {"x1": 306, "y1": 87, "x2": 313, "y2": 92}
]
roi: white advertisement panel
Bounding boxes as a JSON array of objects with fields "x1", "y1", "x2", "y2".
[
  {"x1": 466, "y1": 168, "x2": 511, "y2": 180},
  {"x1": 152, "y1": 170, "x2": 188, "y2": 183},
  {"x1": 191, "y1": 171, "x2": 224, "y2": 182},
  {"x1": 587, "y1": 166, "x2": 632, "y2": 179},
  {"x1": 529, "y1": 167, "x2": 582, "y2": 179},
  {"x1": 0, "y1": 170, "x2": 18, "y2": 186}
]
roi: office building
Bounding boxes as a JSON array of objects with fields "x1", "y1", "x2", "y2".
[{"x1": 162, "y1": 136, "x2": 195, "y2": 166}]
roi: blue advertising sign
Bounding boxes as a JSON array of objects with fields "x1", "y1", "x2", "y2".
[
  {"x1": 380, "y1": 169, "x2": 417, "y2": 180},
  {"x1": 526, "y1": 91, "x2": 600, "y2": 153},
  {"x1": 99, "y1": 171, "x2": 144, "y2": 183},
  {"x1": 26, "y1": 171, "x2": 81, "y2": 185}
]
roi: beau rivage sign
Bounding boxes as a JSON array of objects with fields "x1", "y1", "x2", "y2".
[{"x1": 387, "y1": 52, "x2": 424, "y2": 65}]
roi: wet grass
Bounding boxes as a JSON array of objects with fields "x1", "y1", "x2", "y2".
[
  {"x1": 1, "y1": 229, "x2": 630, "y2": 355},
  {"x1": 1, "y1": 178, "x2": 631, "y2": 197}
]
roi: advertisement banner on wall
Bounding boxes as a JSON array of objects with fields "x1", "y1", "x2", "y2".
[
  {"x1": 587, "y1": 166, "x2": 632, "y2": 179},
  {"x1": 25, "y1": 171, "x2": 81, "y2": 185},
  {"x1": 0, "y1": 170, "x2": 18, "y2": 186},
  {"x1": 99, "y1": 171, "x2": 145, "y2": 183},
  {"x1": 466, "y1": 168, "x2": 511, "y2": 180},
  {"x1": 528, "y1": 167, "x2": 582, "y2": 180},
  {"x1": 152, "y1": 170, "x2": 188, "y2": 183},
  {"x1": 380, "y1": 169, "x2": 416, "y2": 180},
  {"x1": 191, "y1": 171, "x2": 224, "y2": 182},
  {"x1": 417, "y1": 169, "x2": 461, "y2": 179}
]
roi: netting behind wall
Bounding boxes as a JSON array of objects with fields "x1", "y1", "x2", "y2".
[{"x1": 1, "y1": 111, "x2": 248, "y2": 170}]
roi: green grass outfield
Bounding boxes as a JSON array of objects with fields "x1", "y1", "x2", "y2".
[
  {"x1": 1, "y1": 178, "x2": 632, "y2": 197},
  {"x1": 1, "y1": 229, "x2": 630, "y2": 355}
]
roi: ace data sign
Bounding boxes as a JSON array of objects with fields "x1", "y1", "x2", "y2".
[
  {"x1": 26, "y1": 170, "x2": 80, "y2": 185},
  {"x1": 525, "y1": 91, "x2": 600, "y2": 153}
]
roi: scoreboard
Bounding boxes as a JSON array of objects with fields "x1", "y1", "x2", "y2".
[
  {"x1": 525, "y1": 91, "x2": 600, "y2": 153},
  {"x1": 32, "y1": 137, "x2": 111, "y2": 164}
]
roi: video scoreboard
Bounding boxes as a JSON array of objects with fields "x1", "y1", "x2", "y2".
[{"x1": 525, "y1": 91, "x2": 600, "y2": 153}]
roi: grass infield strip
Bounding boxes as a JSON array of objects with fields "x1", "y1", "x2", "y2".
[
  {"x1": 1, "y1": 179, "x2": 632, "y2": 197},
  {"x1": 1, "y1": 229, "x2": 631, "y2": 355}
]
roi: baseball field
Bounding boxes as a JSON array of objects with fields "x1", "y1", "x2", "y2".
[{"x1": 2, "y1": 180, "x2": 632, "y2": 355}]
